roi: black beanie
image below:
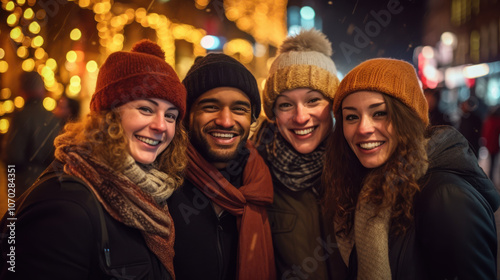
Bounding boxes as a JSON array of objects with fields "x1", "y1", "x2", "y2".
[{"x1": 182, "y1": 53, "x2": 261, "y2": 119}]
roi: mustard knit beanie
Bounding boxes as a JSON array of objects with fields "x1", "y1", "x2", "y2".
[
  {"x1": 263, "y1": 29, "x2": 339, "y2": 119},
  {"x1": 333, "y1": 58, "x2": 429, "y2": 126}
]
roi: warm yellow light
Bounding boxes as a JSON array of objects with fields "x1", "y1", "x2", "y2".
[
  {"x1": 65, "y1": 61, "x2": 77, "y2": 72},
  {"x1": 78, "y1": 0, "x2": 90, "y2": 8},
  {"x1": 86, "y1": 60, "x2": 98, "y2": 72},
  {"x1": 70, "y1": 28, "x2": 82, "y2": 41},
  {"x1": 24, "y1": 8, "x2": 34, "y2": 19},
  {"x1": 43, "y1": 97, "x2": 56, "y2": 111},
  {"x1": 0, "y1": 119, "x2": 9, "y2": 134},
  {"x1": 10, "y1": 27, "x2": 22, "y2": 40},
  {"x1": 46, "y1": 58, "x2": 57, "y2": 71},
  {"x1": 70, "y1": 75, "x2": 81, "y2": 85},
  {"x1": 14, "y1": 96, "x2": 24, "y2": 108},
  {"x1": 7, "y1": 14, "x2": 18, "y2": 26},
  {"x1": 17, "y1": 46, "x2": 28, "y2": 58},
  {"x1": 44, "y1": 78, "x2": 55, "y2": 88},
  {"x1": 29, "y1": 21, "x2": 41, "y2": 34},
  {"x1": 34, "y1": 47, "x2": 46, "y2": 59},
  {"x1": 0, "y1": 61, "x2": 8, "y2": 73},
  {"x1": 17, "y1": 0, "x2": 26, "y2": 5},
  {"x1": 66, "y1": 50, "x2": 77, "y2": 63},
  {"x1": 1, "y1": 88, "x2": 12, "y2": 99},
  {"x1": 135, "y1": 8, "x2": 147, "y2": 19},
  {"x1": 93, "y1": 2, "x2": 104, "y2": 14},
  {"x1": 0, "y1": 48, "x2": 5, "y2": 60},
  {"x1": 3, "y1": 100, "x2": 14, "y2": 113},
  {"x1": 22, "y1": 58, "x2": 35, "y2": 71},
  {"x1": 41, "y1": 65, "x2": 54, "y2": 78},
  {"x1": 6, "y1": 1, "x2": 15, "y2": 11},
  {"x1": 32, "y1": 35, "x2": 43, "y2": 47},
  {"x1": 112, "y1": 34, "x2": 124, "y2": 44}
]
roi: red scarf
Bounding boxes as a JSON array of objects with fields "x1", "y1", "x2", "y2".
[{"x1": 186, "y1": 142, "x2": 276, "y2": 280}]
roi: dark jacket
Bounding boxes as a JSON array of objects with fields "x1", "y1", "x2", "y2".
[
  {"x1": 1, "y1": 99, "x2": 61, "y2": 196},
  {"x1": 167, "y1": 153, "x2": 248, "y2": 280},
  {"x1": 348, "y1": 126, "x2": 500, "y2": 280},
  {"x1": 0, "y1": 170, "x2": 170, "y2": 280},
  {"x1": 256, "y1": 143, "x2": 347, "y2": 280}
]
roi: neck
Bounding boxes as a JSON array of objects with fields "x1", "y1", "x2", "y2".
[{"x1": 211, "y1": 161, "x2": 227, "y2": 170}]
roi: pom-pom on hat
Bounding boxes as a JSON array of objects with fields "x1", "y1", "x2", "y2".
[
  {"x1": 333, "y1": 58, "x2": 429, "y2": 126},
  {"x1": 182, "y1": 53, "x2": 261, "y2": 119},
  {"x1": 263, "y1": 29, "x2": 340, "y2": 119},
  {"x1": 90, "y1": 39, "x2": 187, "y2": 119}
]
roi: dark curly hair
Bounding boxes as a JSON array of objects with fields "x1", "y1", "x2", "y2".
[{"x1": 322, "y1": 93, "x2": 429, "y2": 237}]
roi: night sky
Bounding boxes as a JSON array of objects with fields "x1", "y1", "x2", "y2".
[{"x1": 314, "y1": 0, "x2": 427, "y2": 75}]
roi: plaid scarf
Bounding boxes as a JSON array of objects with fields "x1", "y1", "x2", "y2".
[
  {"x1": 266, "y1": 132, "x2": 325, "y2": 191},
  {"x1": 54, "y1": 134, "x2": 177, "y2": 279},
  {"x1": 185, "y1": 142, "x2": 276, "y2": 280}
]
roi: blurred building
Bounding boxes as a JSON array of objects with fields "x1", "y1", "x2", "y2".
[{"x1": 418, "y1": 0, "x2": 500, "y2": 120}]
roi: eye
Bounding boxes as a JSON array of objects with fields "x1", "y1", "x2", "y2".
[
  {"x1": 233, "y1": 106, "x2": 250, "y2": 115},
  {"x1": 165, "y1": 113, "x2": 177, "y2": 123},
  {"x1": 277, "y1": 102, "x2": 292, "y2": 110},
  {"x1": 344, "y1": 114, "x2": 358, "y2": 121},
  {"x1": 307, "y1": 98, "x2": 321, "y2": 104},
  {"x1": 373, "y1": 111, "x2": 387, "y2": 117},
  {"x1": 202, "y1": 105, "x2": 218, "y2": 112},
  {"x1": 138, "y1": 106, "x2": 153, "y2": 114}
]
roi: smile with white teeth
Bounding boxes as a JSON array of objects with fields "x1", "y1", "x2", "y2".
[
  {"x1": 210, "y1": 132, "x2": 235, "y2": 139},
  {"x1": 294, "y1": 127, "x2": 315, "y2": 135},
  {"x1": 136, "y1": 135, "x2": 161, "y2": 146},
  {"x1": 359, "y1": 141, "x2": 384, "y2": 150}
]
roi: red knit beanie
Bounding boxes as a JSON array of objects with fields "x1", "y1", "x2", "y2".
[{"x1": 90, "y1": 39, "x2": 187, "y2": 119}]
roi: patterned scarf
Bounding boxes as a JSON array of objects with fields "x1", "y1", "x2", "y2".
[
  {"x1": 266, "y1": 132, "x2": 325, "y2": 191},
  {"x1": 55, "y1": 134, "x2": 177, "y2": 279},
  {"x1": 185, "y1": 142, "x2": 276, "y2": 280}
]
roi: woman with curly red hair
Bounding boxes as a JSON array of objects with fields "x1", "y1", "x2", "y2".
[
  {"x1": 323, "y1": 58, "x2": 499, "y2": 279},
  {"x1": 0, "y1": 39, "x2": 187, "y2": 279}
]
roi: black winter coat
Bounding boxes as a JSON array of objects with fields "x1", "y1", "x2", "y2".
[
  {"x1": 0, "y1": 171, "x2": 170, "y2": 280},
  {"x1": 347, "y1": 126, "x2": 500, "y2": 279}
]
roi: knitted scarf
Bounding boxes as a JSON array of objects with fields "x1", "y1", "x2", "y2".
[
  {"x1": 185, "y1": 142, "x2": 276, "y2": 280},
  {"x1": 336, "y1": 148, "x2": 429, "y2": 280},
  {"x1": 55, "y1": 135, "x2": 177, "y2": 279},
  {"x1": 266, "y1": 132, "x2": 325, "y2": 191}
]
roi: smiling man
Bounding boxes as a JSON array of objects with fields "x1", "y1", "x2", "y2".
[{"x1": 167, "y1": 53, "x2": 275, "y2": 280}]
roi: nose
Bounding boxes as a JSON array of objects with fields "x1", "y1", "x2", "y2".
[
  {"x1": 150, "y1": 113, "x2": 168, "y2": 132},
  {"x1": 214, "y1": 107, "x2": 235, "y2": 128},
  {"x1": 293, "y1": 105, "x2": 310, "y2": 124},
  {"x1": 357, "y1": 116, "x2": 375, "y2": 135}
]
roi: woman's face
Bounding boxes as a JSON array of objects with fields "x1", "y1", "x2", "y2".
[
  {"x1": 118, "y1": 98, "x2": 178, "y2": 164},
  {"x1": 274, "y1": 88, "x2": 333, "y2": 154},
  {"x1": 342, "y1": 91, "x2": 397, "y2": 169}
]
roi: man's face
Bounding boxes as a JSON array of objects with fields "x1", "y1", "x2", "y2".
[{"x1": 189, "y1": 87, "x2": 252, "y2": 169}]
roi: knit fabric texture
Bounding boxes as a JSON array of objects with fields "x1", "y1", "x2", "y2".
[
  {"x1": 263, "y1": 29, "x2": 339, "y2": 119},
  {"x1": 333, "y1": 58, "x2": 429, "y2": 126},
  {"x1": 90, "y1": 39, "x2": 187, "y2": 119},
  {"x1": 182, "y1": 53, "x2": 261, "y2": 118}
]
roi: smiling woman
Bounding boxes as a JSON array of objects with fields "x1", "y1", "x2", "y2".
[
  {"x1": 323, "y1": 58, "x2": 500, "y2": 280},
  {"x1": 0, "y1": 39, "x2": 188, "y2": 280},
  {"x1": 251, "y1": 29, "x2": 347, "y2": 280}
]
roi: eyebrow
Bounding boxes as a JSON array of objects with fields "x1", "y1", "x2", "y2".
[
  {"x1": 342, "y1": 102, "x2": 385, "y2": 111},
  {"x1": 197, "y1": 98, "x2": 251, "y2": 108}
]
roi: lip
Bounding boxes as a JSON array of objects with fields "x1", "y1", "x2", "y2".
[
  {"x1": 356, "y1": 141, "x2": 385, "y2": 153},
  {"x1": 135, "y1": 135, "x2": 163, "y2": 148},
  {"x1": 207, "y1": 130, "x2": 239, "y2": 145},
  {"x1": 289, "y1": 126, "x2": 317, "y2": 139}
]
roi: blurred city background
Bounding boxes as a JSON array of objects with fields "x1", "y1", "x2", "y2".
[{"x1": 0, "y1": 0, "x2": 499, "y2": 269}]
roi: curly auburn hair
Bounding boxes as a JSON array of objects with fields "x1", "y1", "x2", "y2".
[
  {"x1": 56, "y1": 109, "x2": 188, "y2": 189},
  {"x1": 322, "y1": 93, "x2": 429, "y2": 237}
]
